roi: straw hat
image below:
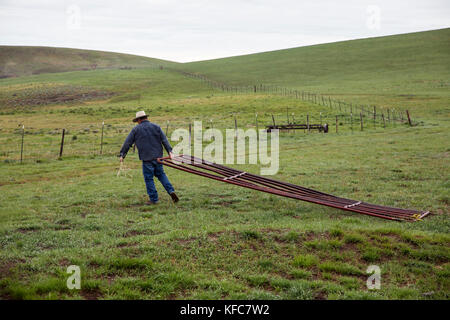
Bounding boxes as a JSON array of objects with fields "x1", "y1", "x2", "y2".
[{"x1": 132, "y1": 110, "x2": 147, "y2": 122}]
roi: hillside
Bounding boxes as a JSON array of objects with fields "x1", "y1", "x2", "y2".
[
  {"x1": 0, "y1": 46, "x2": 176, "y2": 78},
  {"x1": 180, "y1": 28, "x2": 450, "y2": 89}
]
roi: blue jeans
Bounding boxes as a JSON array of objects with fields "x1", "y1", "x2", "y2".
[{"x1": 142, "y1": 160, "x2": 175, "y2": 203}]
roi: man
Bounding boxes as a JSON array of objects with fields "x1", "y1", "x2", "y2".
[{"x1": 119, "y1": 111, "x2": 179, "y2": 205}]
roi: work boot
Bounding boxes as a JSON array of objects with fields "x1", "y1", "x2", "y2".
[
  {"x1": 170, "y1": 192, "x2": 179, "y2": 203},
  {"x1": 145, "y1": 200, "x2": 158, "y2": 205}
]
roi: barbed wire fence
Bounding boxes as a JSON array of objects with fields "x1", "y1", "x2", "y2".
[
  {"x1": 1, "y1": 105, "x2": 403, "y2": 165},
  {"x1": 163, "y1": 66, "x2": 414, "y2": 127}
]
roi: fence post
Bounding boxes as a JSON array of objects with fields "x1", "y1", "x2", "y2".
[
  {"x1": 382, "y1": 113, "x2": 386, "y2": 128},
  {"x1": 360, "y1": 113, "x2": 363, "y2": 131},
  {"x1": 307, "y1": 114, "x2": 310, "y2": 133},
  {"x1": 234, "y1": 114, "x2": 238, "y2": 139},
  {"x1": 59, "y1": 128, "x2": 66, "y2": 159},
  {"x1": 100, "y1": 121, "x2": 104, "y2": 155},
  {"x1": 255, "y1": 113, "x2": 259, "y2": 139},
  {"x1": 373, "y1": 106, "x2": 376, "y2": 128},
  {"x1": 351, "y1": 113, "x2": 353, "y2": 133},
  {"x1": 286, "y1": 107, "x2": 289, "y2": 124},
  {"x1": 189, "y1": 122, "x2": 192, "y2": 148},
  {"x1": 335, "y1": 115, "x2": 338, "y2": 133},
  {"x1": 272, "y1": 114, "x2": 276, "y2": 127},
  {"x1": 20, "y1": 125, "x2": 24, "y2": 163},
  {"x1": 165, "y1": 120, "x2": 170, "y2": 136},
  {"x1": 406, "y1": 110, "x2": 412, "y2": 126}
]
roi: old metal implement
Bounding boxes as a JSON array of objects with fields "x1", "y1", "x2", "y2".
[
  {"x1": 158, "y1": 155, "x2": 430, "y2": 222},
  {"x1": 266, "y1": 123, "x2": 328, "y2": 133}
]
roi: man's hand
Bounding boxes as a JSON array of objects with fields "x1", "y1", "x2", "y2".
[
  {"x1": 169, "y1": 152, "x2": 174, "y2": 160},
  {"x1": 119, "y1": 156, "x2": 124, "y2": 163}
]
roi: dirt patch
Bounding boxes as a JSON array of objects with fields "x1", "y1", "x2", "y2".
[
  {"x1": 123, "y1": 230, "x2": 145, "y2": 237},
  {"x1": 16, "y1": 227, "x2": 40, "y2": 233},
  {"x1": 53, "y1": 225, "x2": 72, "y2": 231},
  {"x1": 177, "y1": 238, "x2": 198, "y2": 245},
  {"x1": 1, "y1": 85, "x2": 115, "y2": 108},
  {"x1": 117, "y1": 242, "x2": 138, "y2": 248},
  {"x1": 80, "y1": 289, "x2": 102, "y2": 300},
  {"x1": 0, "y1": 260, "x2": 18, "y2": 278},
  {"x1": 58, "y1": 258, "x2": 70, "y2": 266}
]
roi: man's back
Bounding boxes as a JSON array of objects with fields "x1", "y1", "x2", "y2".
[{"x1": 120, "y1": 120, "x2": 172, "y2": 161}]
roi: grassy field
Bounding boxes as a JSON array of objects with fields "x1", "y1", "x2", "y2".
[{"x1": 0, "y1": 30, "x2": 449, "y2": 300}]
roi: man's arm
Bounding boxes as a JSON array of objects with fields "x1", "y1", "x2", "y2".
[
  {"x1": 159, "y1": 126, "x2": 174, "y2": 158},
  {"x1": 119, "y1": 129, "x2": 136, "y2": 161}
]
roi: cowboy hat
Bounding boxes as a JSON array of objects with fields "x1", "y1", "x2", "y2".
[{"x1": 132, "y1": 110, "x2": 147, "y2": 122}]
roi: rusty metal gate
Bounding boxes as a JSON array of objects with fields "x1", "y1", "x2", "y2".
[{"x1": 158, "y1": 155, "x2": 430, "y2": 222}]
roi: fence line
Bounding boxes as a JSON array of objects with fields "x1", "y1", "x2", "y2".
[
  {"x1": 1, "y1": 108, "x2": 398, "y2": 165},
  {"x1": 163, "y1": 66, "x2": 413, "y2": 126}
]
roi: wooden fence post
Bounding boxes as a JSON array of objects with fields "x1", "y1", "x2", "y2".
[
  {"x1": 272, "y1": 114, "x2": 276, "y2": 126},
  {"x1": 382, "y1": 113, "x2": 386, "y2": 128},
  {"x1": 360, "y1": 113, "x2": 363, "y2": 131},
  {"x1": 307, "y1": 114, "x2": 310, "y2": 133},
  {"x1": 165, "y1": 120, "x2": 170, "y2": 136},
  {"x1": 59, "y1": 128, "x2": 66, "y2": 158},
  {"x1": 351, "y1": 113, "x2": 353, "y2": 133},
  {"x1": 406, "y1": 110, "x2": 412, "y2": 126},
  {"x1": 100, "y1": 121, "x2": 104, "y2": 155},
  {"x1": 335, "y1": 115, "x2": 338, "y2": 133},
  {"x1": 286, "y1": 107, "x2": 289, "y2": 124},
  {"x1": 373, "y1": 106, "x2": 376, "y2": 128},
  {"x1": 20, "y1": 125, "x2": 24, "y2": 163}
]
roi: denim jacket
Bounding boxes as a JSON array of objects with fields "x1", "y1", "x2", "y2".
[{"x1": 119, "y1": 120, "x2": 172, "y2": 161}]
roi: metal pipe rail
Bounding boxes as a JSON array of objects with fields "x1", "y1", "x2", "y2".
[{"x1": 157, "y1": 155, "x2": 430, "y2": 222}]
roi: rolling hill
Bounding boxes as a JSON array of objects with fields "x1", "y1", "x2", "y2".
[
  {"x1": 179, "y1": 28, "x2": 450, "y2": 90},
  {"x1": 0, "y1": 46, "x2": 176, "y2": 78}
]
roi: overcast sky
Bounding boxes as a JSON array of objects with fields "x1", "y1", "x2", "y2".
[{"x1": 0, "y1": 0, "x2": 449, "y2": 62}]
